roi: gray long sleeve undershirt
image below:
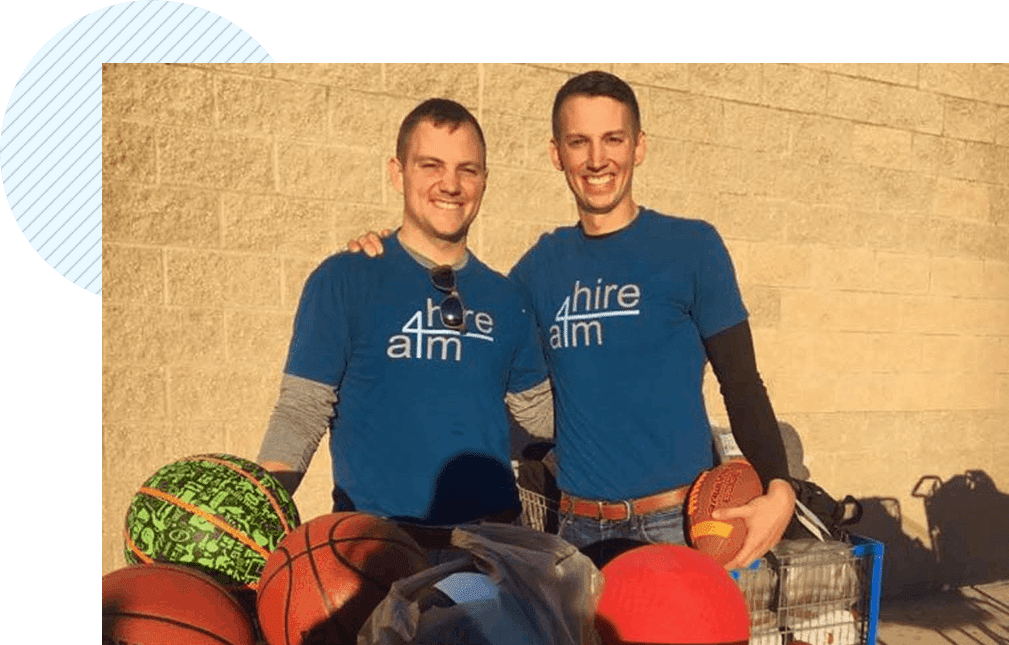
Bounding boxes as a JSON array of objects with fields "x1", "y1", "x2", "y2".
[{"x1": 257, "y1": 374, "x2": 554, "y2": 480}]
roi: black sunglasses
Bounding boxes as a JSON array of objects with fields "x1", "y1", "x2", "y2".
[{"x1": 430, "y1": 265, "x2": 466, "y2": 332}]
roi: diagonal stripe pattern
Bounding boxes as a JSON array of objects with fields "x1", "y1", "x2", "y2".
[{"x1": 0, "y1": 0, "x2": 273, "y2": 294}]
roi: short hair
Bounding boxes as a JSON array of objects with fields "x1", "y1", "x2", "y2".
[
  {"x1": 396, "y1": 98, "x2": 486, "y2": 164},
  {"x1": 551, "y1": 71, "x2": 641, "y2": 140}
]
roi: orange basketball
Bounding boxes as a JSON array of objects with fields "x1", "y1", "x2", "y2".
[
  {"x1": 256, "y1": 512, "x2": 429, "y2": 645},
  {"x1": 103, "y1": 563, "x2": 256, "y2": 645}
]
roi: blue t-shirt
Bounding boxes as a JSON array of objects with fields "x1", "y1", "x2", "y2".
[
  {"x1": 509, "y1": 209, "x2": 747, "y2": 500},
  {"x1": 285, "y1": 236, "x2": 547, "y2": 524}
]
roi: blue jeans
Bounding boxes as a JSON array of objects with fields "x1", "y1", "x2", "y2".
[{"x1": 557, "y1": 506, "x2": 686, "y2": 550}]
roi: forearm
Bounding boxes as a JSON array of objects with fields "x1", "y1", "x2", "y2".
[
  {"x1": 703, "y1": 321, "x2": 790, "y2": 489},
  {"x1": 257, "y1": 373, "x2": 337, "y2": 495}
]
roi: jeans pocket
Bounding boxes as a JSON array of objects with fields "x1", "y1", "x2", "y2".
[{"x1": 637, "y1": 508, "x2": 687, "y2": 546}]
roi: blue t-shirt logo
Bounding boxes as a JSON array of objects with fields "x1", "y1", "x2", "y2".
[
  {"x1": 387, "y1": 297, "x2": 495, "y2": 361},
  {"x1": 549, "y1": 278, "x2": 642, "y2": 349}
]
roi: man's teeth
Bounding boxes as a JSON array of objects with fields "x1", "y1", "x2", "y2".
[
  {"x1": 433, "y1": 200, "x2": 462, "y2": 209},
  {"x1": 585, "y1": 175, "x2": 612, "y2": 185}
]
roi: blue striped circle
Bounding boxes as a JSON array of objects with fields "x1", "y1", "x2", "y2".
[{"x1": 0, "y1": 1, "x2": 274, "y2": 294}]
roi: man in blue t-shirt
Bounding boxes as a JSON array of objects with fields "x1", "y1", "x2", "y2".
[
  {"x1": 350, "y1": 73, "x2": 795, "y2": 570},
  {"x1": 257, "y1": 99, "x2": 550, "y2": 539}
]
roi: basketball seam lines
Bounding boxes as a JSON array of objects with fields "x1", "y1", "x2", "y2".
[
  {"x1": 104, "y1": 611, "x2": 245, "y2": 645},
  {"x1": 182, "y1": 454, "x2": 296, "y2": 534},
  {"x1": 137, "y1": 485, "x2": 272, "y2": 561}
]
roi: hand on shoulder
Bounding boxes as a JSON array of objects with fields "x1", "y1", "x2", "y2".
[{"x1": 346, "y1": 229, "x2": 393, "y2": 257}]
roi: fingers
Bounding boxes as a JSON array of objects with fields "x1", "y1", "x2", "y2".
[
  {"x1": 344, "y1": 231, "x2": 387, "y2": 257},
  {"x1": 712, "y1": 504, "x2": 752, "y2": 522}
]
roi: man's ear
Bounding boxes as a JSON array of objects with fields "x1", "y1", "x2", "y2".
[
  {"x1": 634, "y1": 130, "x2": 647, "y2": 166},
  {"x1": 388, "y1": 156, "x2": 404, "y2": 193},
  {"x1": 548, "y1": 139, "x2": 564, "y2": 171}
]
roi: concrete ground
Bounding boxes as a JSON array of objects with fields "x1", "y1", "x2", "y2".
[{"x1": 876, "y1": 581, "x2": 1009, "y2": 645}]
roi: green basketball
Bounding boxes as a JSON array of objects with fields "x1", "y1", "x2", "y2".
[{"x1": 124, "y1": 453, "x2": 300, "y2": 591}]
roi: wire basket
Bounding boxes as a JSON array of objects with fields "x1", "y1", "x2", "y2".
[{"x1": 518, "y1": 485, "x2": 883, "y2": 645}]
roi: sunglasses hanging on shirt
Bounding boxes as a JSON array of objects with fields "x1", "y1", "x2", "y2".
[{"x1": 430, "y1": 265, "x2": 466, "y2": 333}]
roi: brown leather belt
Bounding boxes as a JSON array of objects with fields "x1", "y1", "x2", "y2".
[{"x1": 560, "y1": 485, "x2": 690, "y2": 521}]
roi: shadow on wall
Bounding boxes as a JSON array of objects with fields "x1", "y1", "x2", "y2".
[
  {"x1": 851, "y1": 471, "x2": 1009, "y2": 597},
  {"x1": 752, "y1": 421, "x2": 1009, "y2": 597},
  {"x1": 912, "y1": 471, "x2": 1009, "y2": 588}
]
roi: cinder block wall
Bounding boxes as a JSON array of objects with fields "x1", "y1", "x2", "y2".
[{"x1": 102, "y1": 64, "x2": 1009, "y2": 595}]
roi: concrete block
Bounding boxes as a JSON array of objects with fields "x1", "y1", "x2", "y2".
[
  {"x1": 794, "y1": 162, "x2": 878, "y2": 211},
  {"x1": 277, "y1": 142, "x2": 383, "y2": 203},
  {"x1": 930, "y1": 256, "x2": 986, "y2": 298},
  {"x1": 746, "y1": 241, "x2": 814, "y2": 288},
  {"x1": 103, "y1": 304, "x2": 226, "y2": 365},
  {"x1": 901, "y1": 216, "x2": 959, "y2": 256},
  {"x1": 924, "y1": 63, "x2": 1008, "y2": 104},
  {"x1": 222, "y1": 193, "x2": 333, "y2": 256},
  {"x1": 481, "y1": 111, "x2": 527, "y2": 168},
  {"x1": 159, "y1": 126, "x2": 273, "y2": 191},
  {"x1": 958, "y1": 299, "x2": 1009, "y2": 335},
  {"x1": 103, "y1": 63, "x2": 213, "y2": 127},
  {"x1": 633, "y1": 134, "x2": 687, "y2": 195},
  {"x1": 851, "y1": 123, "x2": 912, "y2": 170},
  {"x1": 217, "y1": 74, "x2": 327, "y2": 140},
  {"x1": 712, "y1": 194, "x2": 788, "y2": 243},
  {"x1": 524, "y1": 117, "x2": 556, "y2": 173},
  {"x1": 874, "y1": 168, "x2": 935, "y2": 214},
  {"x1": 168, "y1": 365, "x2": 276, "y2": 421},
  {"x1": 996, "y1": 107, "x2": 1009, "y2": 145},
  {"x1": 943, "y1": 96, "x2": 997, "y2": 143},
  {"x1": 791, "y1": 114, "x2": 853, "y2": 165},
  {"x1": 273, "y1": 64, "x2": 381, "y2": 92},
  {"x1": 802, "y1": 64, "x2": 918, "y2": 87},
  {"x1": 328, "y1": 91, "x2": 388, "y2": 152},
  {"x1": 689, "y1": 63, "x2": 761, "y2": 103},
  {"x1": 781, "y1": 290, "x2": 899, "y2": 332},
  {"x1": 867, "y1": 332, "x2": 924, "y2": 374},
  {"x1": 795, "y1": 411, "x2": 872, "y2": 462},
  {"x1": 104, "y1": 365, "x2": 167, "y2": 422},
  {"x1": 385, "y1": 63, "x2": 479, "y2": 107},
  {"x1": 992, "y1": 186, "x2": 1008, "y2": 227},
  {"x1": 611, "y1": 63, "x2": 691, "y2": 91},
  {"x1": 873, "y1": 251, "x2": 930, "y2": 294},
  {"x1": 484, "y1": 64, "x2": 570, "y2": 119},
  {"x1": 103, "y1": 182, "x2": 219, "y2": 247},
  {"x1": 785, "y1": 204, "x2": 866, "y2": 247},
  {"x1": 721, "y1": 102, "x2": 792, "y2": 155},
  {"x1": 192, "y1": 64, "x2": 273, "y2": 77},
  {"x1": 649, "y1": 89, "x2": 722, "y2": 144},
  {"x1": 982, "y1": 259, "x2": 1009, "y2": 299},
  {"x1": 102, "y1": 244, "x2": 164, "y2": 304},
  {"x1": 166, "y1": 250, "x2": 281, "y2": 308},
  {"x1": 480, "y1": 167, "x2": 573, "y2": 227},
  {"x1": 955, "y1": 220, "x2": 1007, "y2": 260},
  {"x1": 859, "y1": 211, "x2": 908, "y2": 252},
  {"x1": 933, "y1": 177, "x2": 990, "y2": 222},
  {"x1": 810, "y1": 246, "x2": 877, "y2": 291},
  {"x1": 103, "y1": 120, "x2": 156, "y2": 183},
  {"x1": 761, "y1": 64, "x2": 828, "y2": 113},
  {"x1": 826, "y1": 74, "x2": 943, "y2": 134},
  {"x1": 898, "y1": 295, "x2": 960, "y2": 335},
  {"x1": 739, "y1": 284, "x2": 781, "y2": 328},
  {"x1": 225, "y1": 310, "x2": 293, "y2": 366},
  {"x1": 919, "y1": 64, "x2": 982, "y2": 101}
]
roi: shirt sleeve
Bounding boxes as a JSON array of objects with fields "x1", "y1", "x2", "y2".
[
  {"x1": 506, "y1": 378, "x2": 554, "y2": 459},
  {"x1": 505, "y1": 285, "x2": 549, "y2": 395},
  {"x1": 257, "y1": 373, "x2": 336, "y2": 473},
  {"x1": 702, "y1": 320, "x2": 791, "y2": 489},
  {"x1": 284, "y1": 258, "x2": 352, "y2": 386},
  {"x1": 692, "y1": 223, "x2": 748, "y2": 340}
]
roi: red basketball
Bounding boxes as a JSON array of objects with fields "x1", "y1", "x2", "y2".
[
  {"x1": 102, "y1": 563, "x2": 256, "y2": 645},
  {"x1": 686, "y1": 460, "x2": 763, "y2": 566},
  {"x1": 257, "y1": 512, "x2": 429, "y2": 645}
]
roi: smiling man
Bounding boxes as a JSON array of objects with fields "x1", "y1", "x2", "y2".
[
  {"x1": 256, "y1": 99, "x2": 549, "y2": 543},
  {"x1": 507, "y1": 71, "x2": 795, "y2": 569}
]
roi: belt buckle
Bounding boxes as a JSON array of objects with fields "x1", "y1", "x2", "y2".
[
  {"x1": 622, "y1": 498, "x2": 633, "y2": 520},
  {"x1": 595, "y1": 500, "x2": 605, "y2": 521}
]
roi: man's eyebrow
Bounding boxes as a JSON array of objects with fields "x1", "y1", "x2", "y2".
[{"x1": 413, "y1": 155, "x2": 443, "y2": 164}]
